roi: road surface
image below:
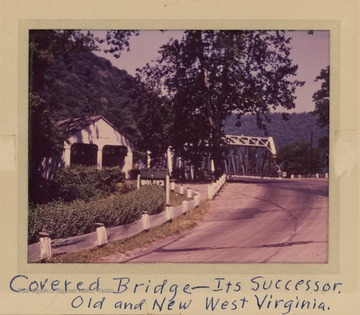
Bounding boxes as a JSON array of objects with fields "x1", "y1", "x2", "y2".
[{"x1": 105, "y1": 178, "x2": 328, "y2": 263}]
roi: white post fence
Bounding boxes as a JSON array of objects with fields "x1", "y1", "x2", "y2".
[
  {"x1": 182, "y1": 200, "x2": 189, "y2": 214},
  {"x1": 29, "y1": 185, "x2": 203, "y2": 262},
  {"x1": 290, "y1": 173, "x2": 329, "y2": 179},
  {"x1": 207, "y1": 174, "x2": 227, "y2": 200}
]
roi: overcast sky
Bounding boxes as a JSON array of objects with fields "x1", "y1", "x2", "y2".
[{"x1": 94, "y1": 30, "x2": 330, "y2": 113}]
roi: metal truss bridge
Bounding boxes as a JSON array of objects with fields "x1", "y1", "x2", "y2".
[{"x1": 224, "y1": 135, "x2": 279, "y2": 177}]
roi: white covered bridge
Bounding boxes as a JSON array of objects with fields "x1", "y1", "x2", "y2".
[{"x1": 39, "y1": 116, "x2": 134, "y2": 179}]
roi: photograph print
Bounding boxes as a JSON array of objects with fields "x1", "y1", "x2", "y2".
[{"x1": 28, "y1": 29, "x2": 330, "y2": 264}]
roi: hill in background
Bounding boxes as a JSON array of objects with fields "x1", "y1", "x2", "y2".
[
  {"x1": 224, "y1": 112, "x2": 327, "y2": 150},
  {"x1": 43, "y1": 51, "x2": 145, "y2": 144},
  {"x1": 42, "y1": 51, "x2": 327, "y2": 151}
]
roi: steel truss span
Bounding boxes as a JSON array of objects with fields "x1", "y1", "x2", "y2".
[{"x1": 224, "y1": 135, "x2": 279, "y2": 177}]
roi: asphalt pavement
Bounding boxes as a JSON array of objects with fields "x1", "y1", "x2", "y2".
[{"x1": 113, "y1": 178, "x2": 328, "y2": 263}]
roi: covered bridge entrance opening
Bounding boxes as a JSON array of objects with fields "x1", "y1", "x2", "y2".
[
  {"x1": 102, "y1": 145, "x2": 127, "y2": 168},
  {"x1": 70, "y1": 143, "x2": 98, "y2": 166},
  {"x1": 224, "y1": 135, "x2": 279, "y2": 177}
]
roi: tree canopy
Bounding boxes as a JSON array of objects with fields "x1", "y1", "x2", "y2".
[
  {"x1": 138, "y1": 30, "x2": 305, "y2": 176},
  {"x1": 29, "y1": 30, "x2": 138, "y2": 174},
  {"x1": 312, "y1": 65, "x2": 330, "y2": 128},
  {"x1": 30, "y1": 29, "x2": 318, "y2": 183},
  {"x1": 312, "y1": 65, "x2": 329, "y2": 169},
  {"x1": 277, "y1": 141, "x2": 323, "y2": 176},
  {"x1": 29, "y1": 30, "x2": 141, "y2": 203}
]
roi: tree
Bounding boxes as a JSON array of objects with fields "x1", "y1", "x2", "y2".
[
  {"x1": 133, "y1": 87, "x2": 173, "y2": 166},
  {"x1": 29, "y1": 30, "x2": 137, "y2": 202},
  {"x1": 138, "y1": 30, "x2": 304, "y2": 178},
  {"x1": 312, "y1": 66, "x2": 329, "y2": 170},
  {"x1": 277, "y1": 141, "x2": 323, "y2": 176},
  {"x1": 312, "y1": 66, "x2": 329, "y2": 128}
]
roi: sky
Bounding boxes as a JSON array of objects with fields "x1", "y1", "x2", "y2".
[{"x1": 94, "y1": 30, "x2": 330, "y2": 113}]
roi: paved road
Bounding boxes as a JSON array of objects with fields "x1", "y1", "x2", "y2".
[{"x1": 111, "y1": 178, "x2": 328, "y2": 263}]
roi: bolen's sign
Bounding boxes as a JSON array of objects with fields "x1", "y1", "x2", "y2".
[{"x1": 139, "y1": 168, "x2": 168, "y2": 188}]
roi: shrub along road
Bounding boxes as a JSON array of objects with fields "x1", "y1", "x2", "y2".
[{"x1": 111, "y1": 178, "x2": 328, "y2": 263}]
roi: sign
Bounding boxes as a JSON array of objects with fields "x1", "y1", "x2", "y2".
[
  {"x1": 140, "y1": 178, "x2": 165, "y2": 187},
  {"x1": 139, "y1": 168, "x2": 168, "y2": 189},
  {"x1": 138, "y1": 169, "x2": 170, "y2": 204},
  {"x1": 140, "y1": 168, "x2": 168, "y2": 179}
]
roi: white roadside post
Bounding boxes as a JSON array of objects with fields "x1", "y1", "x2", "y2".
[
  {"x1": 186, "y1": 188, "x2": 192, "y2": 199},
  {"x1": 166, "y1": 204, "x2": 174, "y2": 222},
  {"x1": 39, "y1": 232, "x2": 52, "y2": 260},
  {"x1": 194, "y1": 191, "x2": 200, "y2": 207},
  {"x1": 190, "y1": 165, "x2": 194, "y2": 180},
  {"x1": 142, "y1": 212, "x2": 150, "y2": 231},
  {"x1": 166, "y1": 175, "x2": 170, "y2": 204},
  {"x1": 182, "y1": 200, "x2": 189, "y2": 214},
  {"x1": 213, "y1": 181, "x2": 217, "y2": 196},
  {"x1": 95, "y1": 223, "x2": 108, "y2": 246},
  {"x1": 208, "y1": 184, "x2": 213, "y2": 200},
  {"x1": 137, "y1": 174, "x2": 141, "y2": 189}
]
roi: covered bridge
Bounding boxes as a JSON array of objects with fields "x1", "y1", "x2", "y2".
[{"x1": 40, "y1": 116, "x2": 134, "y2": 179}]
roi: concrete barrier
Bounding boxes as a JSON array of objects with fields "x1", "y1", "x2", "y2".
[
  {"x1": 107, "y1": 220, "x2": 144, "y2": 242},
  {"x1": 173, "y1": 204, "x2": 184, "y2": 218},
  {"x1": 149, "y1": 211, "x2": 167, "y2": 227},
  {"x1": 188, "y1": 199, "x2": 196, "y2": 211}
]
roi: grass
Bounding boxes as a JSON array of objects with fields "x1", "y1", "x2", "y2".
[
  {"x1": 46, "y1": 199, "x2": 211, "y2": 263},
  {"x1": 168, "y1": 190, "x2": 190, "y2": 206}
]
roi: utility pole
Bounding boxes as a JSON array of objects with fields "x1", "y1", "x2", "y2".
[{"x1": 307, "y1": 130, "x2": 313, "y2": 175}]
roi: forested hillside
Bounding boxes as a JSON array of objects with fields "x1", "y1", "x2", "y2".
[
  {"x1": 224, "y1": 112, "x2": 328, "y2": 150},
  {"x1": 41, "y1": 51, "x2": 327, "y2": 153},
  {"x1": 42, "y1": 52, "x2": 145, "y2": 144}
]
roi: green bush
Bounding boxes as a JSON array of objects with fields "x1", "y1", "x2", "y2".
[
  {"x1": 28, "y1": 185, "x2": 165, "y2": 244},
  {"x1": 115, "y1": 181, "x2": 137, "y2": 194},
  {"x1": 53, "y1": 165, "x2": 125, "y2": 201}
]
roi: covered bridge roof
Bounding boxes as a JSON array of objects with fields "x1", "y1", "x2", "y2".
[{"x1": 56, "y1": 115, "x2": 120, "y2": 137}]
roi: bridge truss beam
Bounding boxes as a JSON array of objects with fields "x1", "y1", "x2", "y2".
[{"x1": 224, "y1": 135, "x2": 278, "y2": 177}]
